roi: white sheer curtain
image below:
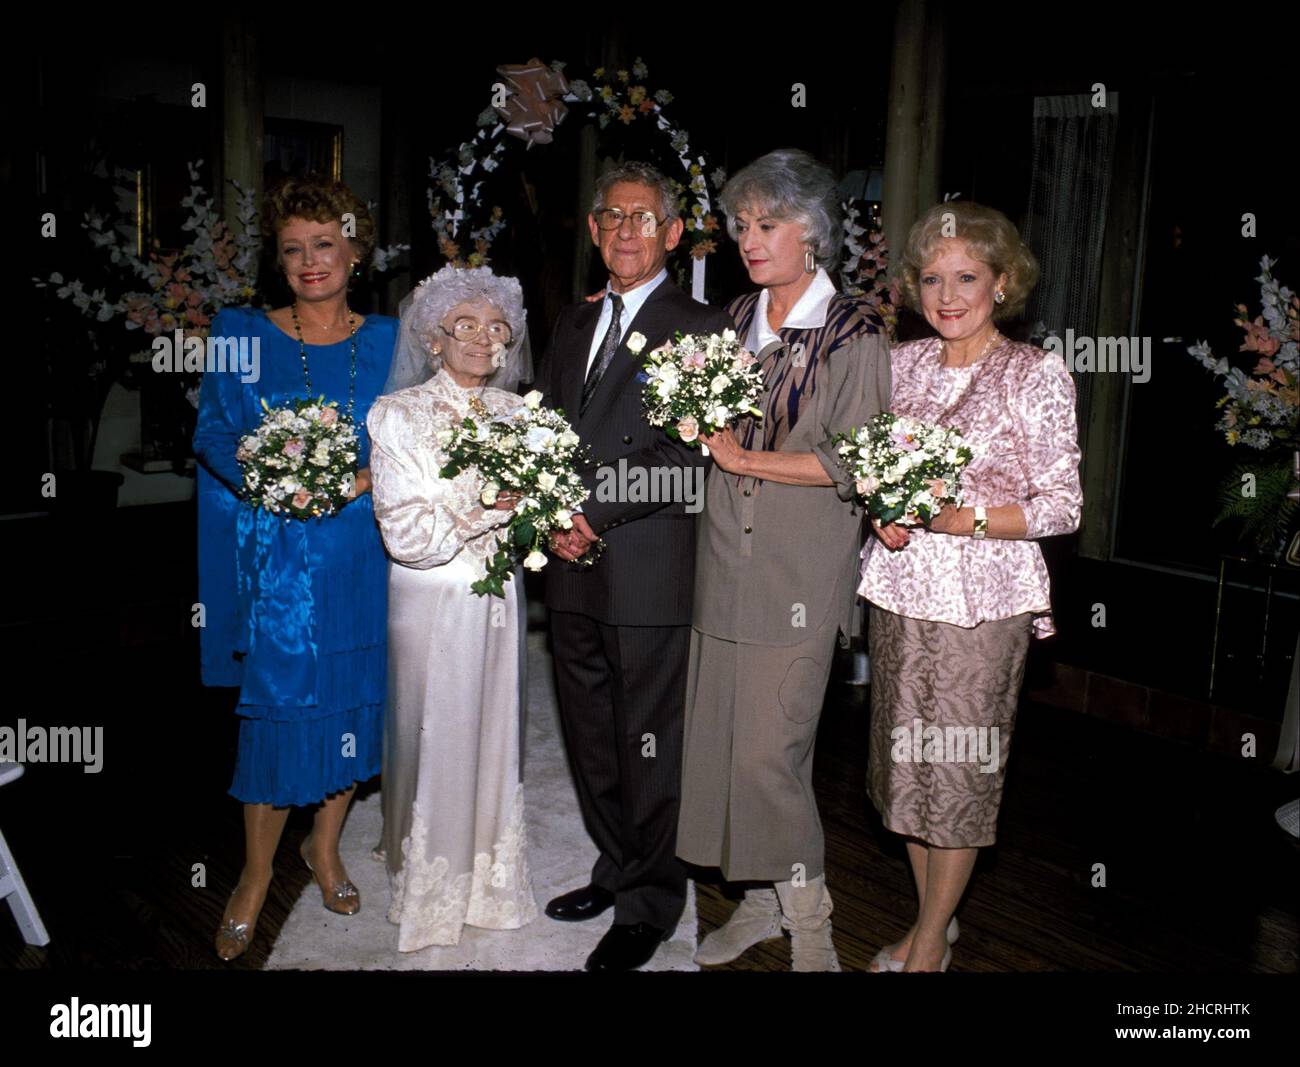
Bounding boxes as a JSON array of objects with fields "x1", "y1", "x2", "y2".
[{"x1": 1022, "y1": 93, "x2": 1121, "y2": 424}]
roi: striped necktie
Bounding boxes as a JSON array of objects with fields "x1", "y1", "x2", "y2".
[{"x1": 581, "y1": 292, "x2": 624, "y2": 415}]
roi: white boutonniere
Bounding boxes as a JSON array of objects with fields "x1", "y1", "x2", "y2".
[{"x1": 626, "y1": 331, "x2": 648, "y2": 355}]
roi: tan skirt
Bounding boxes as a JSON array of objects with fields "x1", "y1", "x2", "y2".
[
  {"x1": 867, "y1": 605, "x2": 1032, "y2": 848},
  {"x1": 677, "y1": 619, "x2": 839, "y2": 883}
]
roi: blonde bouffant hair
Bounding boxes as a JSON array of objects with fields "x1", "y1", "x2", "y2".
[{"x1": 897, "y1": 201, "x2": 1039, "y2": 320}]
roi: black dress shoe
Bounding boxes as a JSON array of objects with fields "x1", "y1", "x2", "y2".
[
  {"x1": 545, "y1": 884, "x2": 615, "y2": 922},
  {"x1": 585, "y1": 922, "x2": 669, "y2": 971}
]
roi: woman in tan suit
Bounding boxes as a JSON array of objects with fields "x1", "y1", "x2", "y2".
[{"x1": 676, "y1": 149, "x2": 891, "y2": 971}]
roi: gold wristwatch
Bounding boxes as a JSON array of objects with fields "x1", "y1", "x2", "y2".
[{"x1": 972, "y1": 506, "x2": 988, "y2": 539}]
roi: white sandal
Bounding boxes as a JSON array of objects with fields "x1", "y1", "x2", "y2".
[{"x1": 870, "y1": 915, "x2": 959, "y2": 972}]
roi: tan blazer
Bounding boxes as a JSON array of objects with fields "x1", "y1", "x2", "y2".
[{"x1": 693, "y1": 322, "x2": 892, "y2": 646}]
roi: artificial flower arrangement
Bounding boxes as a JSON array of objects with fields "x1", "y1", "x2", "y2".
[
  {"x1": 427, "y1": 57, "x2": 724, "y2": 269},
  {"x1": 1186, "y1": 255, "x2": 1299, "y2": 551}
]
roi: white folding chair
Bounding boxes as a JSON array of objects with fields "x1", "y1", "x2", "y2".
[{"x1": 0, "y1": 762, "x2": 51, "y2": 946}]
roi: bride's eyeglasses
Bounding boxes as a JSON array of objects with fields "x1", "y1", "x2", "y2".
[
  {"x1": 593, "y1": 208, "x2": 665, "y2": 238},
  {"x1": 441, "y1": 318, "x2": 513, "y2": 343}
]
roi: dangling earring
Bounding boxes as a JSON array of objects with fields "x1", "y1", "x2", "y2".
[
  {"x1": 994, "y1": 289, "x2": 1006, "y2": 305},
  {"x1": 351, "y1": 262, "x2": 362, "y2": 279},
  {"x1": 804, "y1": 249, "x2": 816, "y2": 274}
]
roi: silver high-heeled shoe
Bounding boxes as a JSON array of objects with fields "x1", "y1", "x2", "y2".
[
  {"x1": 214, "y1": 887, "x2": 264, "y2": 961},
  {"x1": 300, "y1": 835, "x2": 360, "y2": 916},
  {"x1": 870, "y1": 915, "x2": 959, "y2": 973}
]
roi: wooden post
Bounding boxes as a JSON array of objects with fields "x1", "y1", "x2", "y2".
[
  {"x1": 916, "y1": 7, "x2": 946, "y2": 213},
  {"x1": 572, "y1": 123, "x2": 597, "y2": 302},
  {"x1": 380, "y1": 78, "x2": 412, "y2": 316},
  {"x1": 221, "y1": 18, "x2": 262, "y2": 237},
  {"x1": 882, "y1": 0, "x2": 946, "y2": 259}
]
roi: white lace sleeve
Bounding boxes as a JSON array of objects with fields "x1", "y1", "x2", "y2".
[{"x1": 367, "y1": 388, "x2": 512, "y2": 572}]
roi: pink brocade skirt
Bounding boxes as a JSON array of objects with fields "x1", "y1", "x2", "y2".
[{"x1": 867, "y1": 605, "x2": 1032, "y2": 847}]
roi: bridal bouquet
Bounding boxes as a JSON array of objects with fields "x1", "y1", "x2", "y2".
[
  {"x1": 833, "y1": 413, "x2": 973, "y2": 524},
  {"x1": 641, "y1": 328, "x2": 764, "y2": 447},
  {"x1": 236, "y1": 397, "x2": 359, "y2": 518},
  {"x1": 437, "y1": 390, "x2": 591, "y2": 597}
]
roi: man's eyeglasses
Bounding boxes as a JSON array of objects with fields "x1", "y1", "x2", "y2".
[
  {"x1": 593, "y1": 208, "x2": 666, "y2": 238},
  {"x1": 441, "y1": 318, "x2": 513, "y2": 343}
]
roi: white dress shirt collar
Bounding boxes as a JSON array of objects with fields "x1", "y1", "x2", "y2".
[
  {"x1": 586, "y1": 267, "x2": 670, "y2": 374},
  {"x1": 605, "y1": 266, "x2": 669, "y2": 321},
  {"x1": 748, "y1": 267, "x2": 837, "y2": 352}
]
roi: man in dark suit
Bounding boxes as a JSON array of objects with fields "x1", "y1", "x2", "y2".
[{"x1": 537, "y1": 161, "x2": 733, "y2": 971}]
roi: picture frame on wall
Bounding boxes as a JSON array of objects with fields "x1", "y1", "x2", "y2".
[{"x1": 264, "y1": 117, "x2": 343, "y2": 184}]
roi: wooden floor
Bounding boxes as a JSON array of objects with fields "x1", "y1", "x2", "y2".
[{"x1": 1, "y1": 504, "x2": 1297, "y2": 971}]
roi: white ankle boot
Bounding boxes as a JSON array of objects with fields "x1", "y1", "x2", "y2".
[
  {"x1": 774, "y1": 875, "x2": 840, "y2": 972},
  {"x1": 694, "y1": 887, "x2": 784, "y2": 966}
]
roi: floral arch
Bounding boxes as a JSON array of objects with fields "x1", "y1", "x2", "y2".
[{"x1": 427, "y1": 56, "x2": 896, "y2": 330}]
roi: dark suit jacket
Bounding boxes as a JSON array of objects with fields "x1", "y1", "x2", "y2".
[{"x1": 538, "y1": 279, "x2": 734, "y2": 626}]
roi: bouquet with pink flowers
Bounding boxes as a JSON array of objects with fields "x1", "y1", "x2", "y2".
[
  {"x1": 236, "y1": 397, "x2": 359, "y2": 519},
  {"x1": 833, "y1": 412, "x2": 973, "y2": 524},
  {"x1": 640, "y1": 328, "x2": 764, "y2": 447}
]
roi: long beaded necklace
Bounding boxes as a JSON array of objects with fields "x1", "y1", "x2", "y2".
[{"x1": 292, "y1": 302, "x2": 358, "y2": 418}]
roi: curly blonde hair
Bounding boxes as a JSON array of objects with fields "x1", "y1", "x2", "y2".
[
  {"x1": 262, "y1": 174, "x2": 376, "y2": 269},
  {"x1": 896, "y1": 201, "x2": 1039, "y2": 320}
]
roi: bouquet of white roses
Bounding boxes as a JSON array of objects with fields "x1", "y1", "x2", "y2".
[
  {"x1": 236, "y1": 396, "x2": 359, "y2": 518},
  {"x1": 640, "y1": 328, "x2": 764, "y2": 448},
  {"x1": 833, "y1": 412, "x2": 973, "y2": 525},
  {"x1": 437, "y1": 390, "x2": 592, "y2": 597}
]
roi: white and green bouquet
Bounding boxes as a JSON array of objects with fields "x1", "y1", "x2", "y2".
[
  {"x1": 833, "y1": 412, "x2": 973, "y2": 524},
  {"x1": 437, "y1": 390, "x2": 591, "y2": 597},
  {"x1": 236, "y1": 397, "x2": 359, "y2": 518},
  {"x1": 640, "y1": 328, "x2": 764, "y2": 449}
]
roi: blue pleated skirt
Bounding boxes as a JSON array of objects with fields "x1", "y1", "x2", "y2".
[
  {"x1": 230, "y1": 701, "x2": 383, "y2": 807},
  {"x1": 226, "y1": 501, "x2": 389, "y2": 808}
]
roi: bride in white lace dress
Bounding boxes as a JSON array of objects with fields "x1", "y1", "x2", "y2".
[{"x1": 367, "y1": 266, "x2": 538, "y2": 951}]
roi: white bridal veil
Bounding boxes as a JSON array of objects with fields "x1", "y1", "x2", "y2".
[{"x1": 384, "y1": 265, "x2": 533, "y2": 396}]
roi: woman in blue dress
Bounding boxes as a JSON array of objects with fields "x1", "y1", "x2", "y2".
[{"x1": 193, "y1": 175, "x2": 397, "y2": 961}]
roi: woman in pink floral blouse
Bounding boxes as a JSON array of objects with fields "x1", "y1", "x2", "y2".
[{"x1": 859, "y1": 201, "x2": 1082, "y2": 972}]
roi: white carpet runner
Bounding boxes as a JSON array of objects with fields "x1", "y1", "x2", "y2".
[{"x1": 266, "y1": 631, "x2": 698, "y2": 971}]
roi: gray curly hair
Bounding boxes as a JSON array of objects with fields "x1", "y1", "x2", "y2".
[
  {"x1": 592, "y1": 161, "x2": 681, "y2": 221},
  {"x1": 406, "y1": 265, "x2": 527, "y2": 357},
  {"x1": 718, "y1": 148, "x2": 843, "y2": 271}
]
